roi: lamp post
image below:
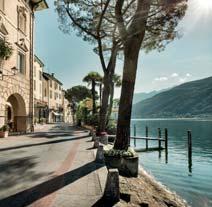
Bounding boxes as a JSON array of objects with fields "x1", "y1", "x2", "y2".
[{"x1": 0, "y1": 67, "x2": 18, "y2": 80}]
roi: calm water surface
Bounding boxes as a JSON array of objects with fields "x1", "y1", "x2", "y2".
[{"x1": 130, "y1": 119, "x2": 212, "y2": 207}]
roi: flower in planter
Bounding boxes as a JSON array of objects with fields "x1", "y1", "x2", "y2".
[
  {"x1": 104, "y1": 147, "x2": 136, "y2": 158},
  {"x1": 0, "y1": 39, "x2": 13, "y2": 61},
  {"x1": 0, "y1": 125, "x2": 9, "y2": 132}
]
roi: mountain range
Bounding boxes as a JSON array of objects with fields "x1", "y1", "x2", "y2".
[
  {"x1": 133, "y1": 89, "x2": 168, "y2": 104},
  {"x1": 132, "y1": 76, "x2": 212, "y2": 118}
]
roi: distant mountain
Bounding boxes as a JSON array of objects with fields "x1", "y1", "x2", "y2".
[
  {"x1": 132, "y1": 77, "x2": 212, "y2": 118},
  {"x1": 133, "y1": 89, "x2": 168, "y2": 104}
]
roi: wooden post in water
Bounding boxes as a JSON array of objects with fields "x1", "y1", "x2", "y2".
[
  {"x1": 134, "y1": 125, "x2": 136, "y2": 147},
  {"x1": 165, "y1": 128, "x2": 168, "y2": 152},
  {"x1": 158, "y1": 128, "x2": 162, "y2": 149},
  {"x1": 188, "y1": 130, "x2": 192, "y2": 171},
  {"x1": 165, "y1": 128, "x2": 168, "y2": 163},
  {"x1": 145, "y1": 126, "x2": 148, "y2": 150}
]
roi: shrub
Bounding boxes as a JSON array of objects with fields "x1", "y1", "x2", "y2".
[
  {"x1": 106, "y1": 120, "x2": 117, "y2": 135},
  {"x1": 0, "y1": 39, "x2": 13, "y2": 60},
  {"x1": 86, "y1": 114, "x2": 99, "y2": 126},
  {"x1": 0, "y1": 125, "x2": 9, "y2": 132},
  {"x1": 104, "y1": 147, "x2": 136, "y2": 158}
]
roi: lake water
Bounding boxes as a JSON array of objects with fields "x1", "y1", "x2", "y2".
[{"x1": 130, "y1": 119, "x2": 212, "y2": 207}]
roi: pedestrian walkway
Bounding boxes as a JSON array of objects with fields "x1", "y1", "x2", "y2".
[{"x1": 0, "y1": 124, "x2": 106, "y2": 207}]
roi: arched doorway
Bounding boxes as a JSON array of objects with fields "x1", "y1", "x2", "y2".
[{"x1": 6, "y1": 93, "x2": 27, "y2": 132}]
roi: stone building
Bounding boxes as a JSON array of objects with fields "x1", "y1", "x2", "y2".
[
  {"x1": 62, "y1": 90, "x2": 73, "y2": 124},
  {"x1": 33, "y1": 55, "x2": 48, "y2": 123},
  {"x1": 0, "y1": 0, "x2": 48, "y2": 132},
  {"x1": 42, "y1": 72, "x2": 64, "y2": 123}
]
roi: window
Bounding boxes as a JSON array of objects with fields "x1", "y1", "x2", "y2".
[
  {"x1": 33, "y1": 66, "x2": 36, "y2": 77},
  {"x1": 17, "y1": 52, "x2": 25, "y2": 74},
  {"x1": 34, "y1": 80, "x2": 36, "y2": 91},
  {"x1": 0, "y1": 0, "x2": 4, "y2": 12},
  {"x1": 50, "y1": 90, "x2": 52, "y2": 99},
  {"x1": 50, "y1": 80, "x2": 52, "y2": 87},
  {"x1": 44, "y1": 88, "x2": 47, "y2": 97},
  {"x1": 39, "y1": 71, "x2": 42, "y2": 81},
  {"x1": 18, "y1": 11, "x2": 26, "y2": 33},
  {"x1": 54, "y1": 92, "x2": 57, "y2": 100},
  {"x1": 54, "y1": 82, "x2": 58, "y2": 90}
]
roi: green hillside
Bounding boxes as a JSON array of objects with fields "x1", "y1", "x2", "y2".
[
  {"x1": 133, "y1": 89, "x2": 169, "y2": 104},
  {"x1": 132, "y1": 76, "x2": 212, "y2": 118}
]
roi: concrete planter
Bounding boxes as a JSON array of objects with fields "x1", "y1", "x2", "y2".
[
  {"x1": 99, "y1": 134, "x2": 108, "y2": 145},
  {"x1": 0, "y1": 131, "x2": 9, "y2": 138},
  {"x1": 93, "y1": 137, "x2": 100, "y2": 148},
  {"x1": 105, "y1": 155, "x2": 139, "y2": 177}
]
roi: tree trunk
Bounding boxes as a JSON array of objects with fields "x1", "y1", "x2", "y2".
[
  {"x1": 98, "y1": 73, "x2": 110, "y2": 133},
  {"x1": 107, "y1": 81, "x2": 114, "y2": 125},
  {"x1": 114, "y1": 40, "x2": 141, "y2": 150},
  {"x1": 92, "y1": 80, "x2": 96, "y2": 115},
  {"x1": 98, "y1": 44, "x2": 118, "y2": 133},
  {"x1": 99, "y1": 83, "x2": 102, "y2": 107}
]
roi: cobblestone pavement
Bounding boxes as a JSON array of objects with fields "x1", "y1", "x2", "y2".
[{"x1": 0, "y1": 124, "x2": 104, "y2": 207}]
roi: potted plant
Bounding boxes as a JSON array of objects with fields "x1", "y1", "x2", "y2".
[
  {"x1": 0, "y1": 38, "x2": 13, "y2": 70},
  {"x1": 104, "y1": 147, "x2": 139, "y2": 177},
  {"x1": 0, "y1": 125, "x2": 9, "y2": 138}
]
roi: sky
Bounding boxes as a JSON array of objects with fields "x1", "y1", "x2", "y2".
[{"x1": 35, "y1": 0, "x2": 212, "y2": 98}]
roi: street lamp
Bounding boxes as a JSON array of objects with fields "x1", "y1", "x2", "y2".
[{"x1": 0, "y1": 67, "x2": 18, "y2": 80}]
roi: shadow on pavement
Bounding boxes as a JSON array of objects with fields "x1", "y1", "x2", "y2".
[
  {"x1": 0, "y1": 156, "x2": 52, "y2": 192},
  {"x1": 0, "y1": 135, "x2": 90, "y2": 152},
  {"x1": 0, "y1": 161, "x2": 104, "y2": 207},
  {"x1": 29, "y1": 132, "x2": 76, "y2": 139},
  {"x1": 92, "y1": 197, "x2": 118, "y2": 207}
]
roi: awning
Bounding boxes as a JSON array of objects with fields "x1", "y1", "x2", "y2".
[
  {"x1": 52, "y1": 112, "x2": 63, "y2": 116},
  {"x1": 31, "y1": 0, "x2": 49, "y2": 11}
]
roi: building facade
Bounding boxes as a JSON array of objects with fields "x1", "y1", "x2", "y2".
[
  {"x1": 42, "y1": 72, "x2": 64, "y2": 123},
  {"x1": 62, "y1": 90, "x2": 73, "y2": 124},
  {"x1": 33, "y1": 55, "x2": 48, "y2": 124},
  {"x1": 0, "y1": 0, "x2": 48, "y2": 132}
]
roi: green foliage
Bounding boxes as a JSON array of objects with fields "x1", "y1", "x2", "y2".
[
  {"x1": 112, "y1": 74, "x2": 122, "y2": 87},
  {"x1": 132, "y1": 76, "x2": 212, "y2": 118},
  {"x1": 86, "y1": 114, "x2": 99, "y2": 126},
  {"x1": 104, "y1": 147, "x2": 136, "y2": 158},
  {"x1": 0, "y1": 39, "x2": 13, "y2": 60},
  {"x1": 0, "y1": 125, "x2": 9, "y2": 132},
  {"x1": 76, "y1": 99, "x2": 90, "y2": 123},
  {"x1": 83, "y1": 71, "x2": 102, "y2": 85},
  {"x1": 106, "y1": 120, "x2": 117, "y2": 135},
  {"x1": 76, "y1": 98, "x2": 99, "y2": 126},
  {"x1": 65, "y1": 85, "x2": 92, "y2": 103}
]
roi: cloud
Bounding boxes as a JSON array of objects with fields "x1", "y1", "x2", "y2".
[
  {"x1": 186, "y1": 73, "x2": 191, "y2": 77},
  {"x1": 171, "y1": 73, "x2": 179, "y2": 77},
  {"x1": 179, "y1": 78, "x2": 187, "y2": 83},
  {"x1": 154, "y1": 77, "x2": 168, "y2": 81}
]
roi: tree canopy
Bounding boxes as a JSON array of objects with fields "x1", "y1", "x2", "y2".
[
  {"x1": 83, "y1": 71, "x2": 102, "y2": 84},
  {"x1": 114, "y1": 0, "x2": 188, "y2": 150},
  {"x1": 65, "y1": 85, "x2": 92, "y2": 103}
]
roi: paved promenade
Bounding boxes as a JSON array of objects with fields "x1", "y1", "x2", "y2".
[{"x1": 0, "y1": 124, "x2": 105, "y2": 207}]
